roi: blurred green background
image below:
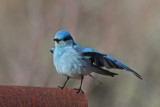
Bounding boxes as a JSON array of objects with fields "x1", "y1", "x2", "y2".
[{"x1": 0, "y1": 0, "x2": 160, "y2": 107}]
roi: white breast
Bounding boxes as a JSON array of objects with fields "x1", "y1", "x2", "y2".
[{"x1": 53, "y1": 47, "x2": 91, "y2": 79}]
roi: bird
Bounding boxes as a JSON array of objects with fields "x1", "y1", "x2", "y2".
[{"x1": 50, "y1": 30, "x2": 142, "y2": 93}]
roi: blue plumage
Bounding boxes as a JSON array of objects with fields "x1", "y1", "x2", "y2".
[{"x1": 50, "y1": 30, "x2": 142, "y2": 93}]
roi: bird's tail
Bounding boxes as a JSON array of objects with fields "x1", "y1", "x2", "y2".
[{"x1": 93, "y1": 66, "x2": 118, "y2": 77}]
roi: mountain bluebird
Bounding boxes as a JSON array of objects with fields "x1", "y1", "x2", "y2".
[{"x1": 50, "y1": 30, "x2": 142, "y2": 93}]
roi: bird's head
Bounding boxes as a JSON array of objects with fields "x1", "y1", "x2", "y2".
[{"x1": 54, "y1": 30, "x2": 75, "y2": 48}]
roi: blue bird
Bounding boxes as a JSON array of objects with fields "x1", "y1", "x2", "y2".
[{"x1": 50, "y1": 30, "x2": 142, "y2": 93}]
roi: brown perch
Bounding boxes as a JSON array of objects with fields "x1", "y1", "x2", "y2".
[{"x1": 0, "y1": 85, "x2": 88, "y2": 107}]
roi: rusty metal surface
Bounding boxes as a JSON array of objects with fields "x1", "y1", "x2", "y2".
[{"x1": 0, "y1": 85, "x2": 88, "y2": 107}]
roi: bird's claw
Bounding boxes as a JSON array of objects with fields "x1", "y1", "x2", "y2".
[
  {"x1": 74, "y1": 88, "x2": 84, "y2": 94},
  {"x1": 58, "y1": 86, "x2": 67, "y2": 89}
]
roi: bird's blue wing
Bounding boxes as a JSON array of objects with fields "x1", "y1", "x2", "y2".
[
  {"x1": 73, "y1": 45, "x2": 105, "y2": 55},
  {"x1": 74, "y1": 45, "x2": 142, "y2": 80},
  {"x1": 74, "y1": 45, "x2": 122, "y2": 69}
]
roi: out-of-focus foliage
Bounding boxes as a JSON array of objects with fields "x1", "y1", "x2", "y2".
[{"x1": 0, "y1": 0, "x2": 160, "y2": 107}]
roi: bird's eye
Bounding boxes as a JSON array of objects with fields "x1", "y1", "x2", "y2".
[{"x1": 63, "y1": 38, "x2": 67, "y2": 41}]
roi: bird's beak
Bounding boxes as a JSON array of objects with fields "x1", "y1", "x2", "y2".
[
  {"x1": 54, "y1": 38, "x2": 60, "y2": 43},
  {"x1": 54, "y1": 38, "x2": 58, "y2": 41}
]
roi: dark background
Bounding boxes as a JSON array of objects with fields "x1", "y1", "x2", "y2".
[{"x1": 0, "y1": 0, "x2": 160, "y2": 107}]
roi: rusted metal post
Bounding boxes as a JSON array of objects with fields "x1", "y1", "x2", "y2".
[{"x1": 0, "y1": 85, "x2": 88, "y2": 107}]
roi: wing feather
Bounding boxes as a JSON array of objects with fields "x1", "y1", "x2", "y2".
[
  {"x1": 74, "y1": 45, "x2": 142, "y2": 80},
  {"x1": 50, "y1": 48, "x2": 55, "y2": 53}
]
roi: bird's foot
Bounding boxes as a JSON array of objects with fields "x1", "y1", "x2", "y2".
[
  {"x1": 74, "y1": 88, "x2": 84, "y2": 94},
  {"x1": 58, "y1": 86, "x2": 67, "y2": 89}
]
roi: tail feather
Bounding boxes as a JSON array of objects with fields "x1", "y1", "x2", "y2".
[
  {"x1": 106, "y1": 55, "x2": 143, "y2": 80},
  {"x1": 93, "y1": 66, "x2": 118, "y2": 77}
]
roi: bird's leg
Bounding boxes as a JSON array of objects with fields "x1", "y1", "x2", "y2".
[
  {"x1": 58, "y1": 76, "x2": 69, "y2": 89},
  {"x1": 74, "y1": 75, "x2": 84, "y2": 93}
]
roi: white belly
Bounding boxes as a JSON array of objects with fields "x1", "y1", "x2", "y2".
[{"x1": 53, "y1": 47, "x2": 91, "y2": 79}]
